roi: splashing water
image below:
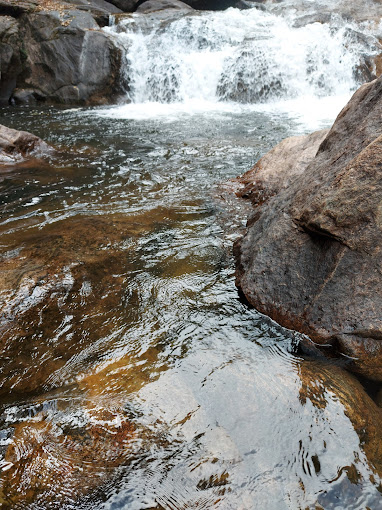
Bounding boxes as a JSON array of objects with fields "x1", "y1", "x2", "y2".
[{"x1": 104, "y1": 3, "x2": 381, "y2": 127}]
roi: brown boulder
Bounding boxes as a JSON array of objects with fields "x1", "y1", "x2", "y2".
[
  {"x1": 0, "y1": 123, "x2": 51, "y2": 162},
  {"x1": 236, "y1": 129, "x2": 329, "y2": 205},
  {"x1": 234, "y1": 76, "x2": 382, "y2": 381}
]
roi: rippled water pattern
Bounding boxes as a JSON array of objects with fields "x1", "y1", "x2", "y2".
[{"x1": 1, "y1": 2, "x2": 382, "y2": 509}]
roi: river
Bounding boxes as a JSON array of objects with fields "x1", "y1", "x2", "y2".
[{"x1": 1, "y1": 2, "x2": 382, "y2": 509}]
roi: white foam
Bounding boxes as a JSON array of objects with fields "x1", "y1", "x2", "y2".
[
  {"x1": 99, "y1": 6, "x2": 380, "y2": 130},
  {"x1": 92, "y1": 92, "x2": 350, "y2": 132}
]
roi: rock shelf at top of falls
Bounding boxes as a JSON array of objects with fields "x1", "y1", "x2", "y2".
[{"x1": 234, "y1": 73, "x2": 382, "y2": 383}]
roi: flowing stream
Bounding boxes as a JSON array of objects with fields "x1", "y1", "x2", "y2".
[{"x1": 1, "y1": 2, "x2": 382, "y2": 509}]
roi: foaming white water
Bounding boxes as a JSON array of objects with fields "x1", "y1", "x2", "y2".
[
  {"x1": 95, "y1": 93, "x2": 350, "y2": 132},
  {"x1": 102, "y1": 5, "x2": 381, "y2": 128},
  {"x1": 95, "y1": 99, "x2": 243, "y2": 121},
  {"x1": 253, "y1": 93, "x2": 352, "y2": 131},
  {"x1": 109, "y1": 7, "x2": 378, "y2": 101}
]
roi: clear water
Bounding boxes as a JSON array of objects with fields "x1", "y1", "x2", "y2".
[{"x1": 1, "y1": 2, "x2": 382, "y2": 509}]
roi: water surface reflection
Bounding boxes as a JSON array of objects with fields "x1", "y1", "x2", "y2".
[{"x1": 0, "y1": 107, "x2": 381, "y2": 509}]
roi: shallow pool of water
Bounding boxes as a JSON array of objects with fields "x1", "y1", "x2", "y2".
[{"x1": 0, "y1": 103, "x2": 381, "y2": 509}]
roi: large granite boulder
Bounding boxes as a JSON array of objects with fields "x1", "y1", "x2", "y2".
[
  {"x1": 234, "y1": 75, "x2": 382, "y2": 382},
  {"x1": 0, "y1": 1, "x2": 126, "y2": 105},
  {"x1": 18, "y1": 9, "x2": 124, "y2": 104}
]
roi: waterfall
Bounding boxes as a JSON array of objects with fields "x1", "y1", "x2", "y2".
[{"x1": 107, "y1": 4, "x2": 381, "y2": 107}]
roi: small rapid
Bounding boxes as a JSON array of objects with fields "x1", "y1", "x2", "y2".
[{"x1": 105, "y1": 1, "x2": 381, "y2": 126}]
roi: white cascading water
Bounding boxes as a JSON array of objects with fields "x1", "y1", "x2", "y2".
[{"x1": 104, "y1": 1, "x2": 381, "y2": 126}]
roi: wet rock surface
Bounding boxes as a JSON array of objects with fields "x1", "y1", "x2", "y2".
[
  {"x1": 136, "y1": 0, "x2": 194, "y2": 13},
  {"x1": 0, "y1": 0, "x2": 125, "y2": 105},
  {"x1": 0, "y1": 123, "x2": 51, "y2": 162},
  {"x1": 0, "y1": 209, "x2": 170, "y2": 398},
  {"x1": 234, "y1": 75, "x2": 382, "y2": 382}
]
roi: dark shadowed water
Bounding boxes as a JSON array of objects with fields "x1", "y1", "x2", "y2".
[{"x1": 0, "y1": 103, "x2": 382, "y2": 509}]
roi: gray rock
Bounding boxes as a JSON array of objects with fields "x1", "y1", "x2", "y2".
[
  {"x1": 234, "y1": 75, "x2": 382, "y2": 382},
  {"x1": 292, "y1": 13, "x2": 339, "y2": 28},
  {"x1": 136, "y1": 0, "x2": 193, "y2": 13},
  {"x1": 0, "y1": 2, "x2": 128, "y2": 105},
  {"x1": 10, "y1": 88, "x2": 44, "y2": 104},
  {"x1": 235, "y1": 0, "x2": 266, "y2": 10},
  {"x1": 63, "y1": 0, "x2": 122, "y2": 25},
  {"x1": 0, "y1": 16, "x2": 22, "y2": 104},
  {"x1": 181, "y1": 0, "x2": 238, "y2": 9},
  {"x1": 17, "y1": 9, "x2": 125, "y2": 104},
  {"x1": 106, "y1": 0, "x2": 140, "y2": 11}
]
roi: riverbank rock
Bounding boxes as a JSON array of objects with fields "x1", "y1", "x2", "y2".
[
  {"x1": 234, "y1": 75, "x2": 382, "y2": 382},
  {"x1": 0, "y1": 123, "x2": 51, "y2": 162},
  {"x1": 107, "y1": 0, "x2": 140, "y2": 11},
  {"x1": 0, "y1": 0, "x2": 126, "y2": 105},
  {"x1": 0, "y1": 15, "x2": 22, "y2": 104},
  {"x1": 181, "y1": 0, "x2": 239, "y2": 9},
  {"x1": 136, "y1": 0, "x2": 193, "y2": 13}
]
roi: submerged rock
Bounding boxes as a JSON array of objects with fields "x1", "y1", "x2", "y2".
[
  {"x1": 0, "y1": 205, "x2": 177, "y2": 398},
  {"x1": 234, "y1": 75, "x2": 382, "y2": 382},
  {"x1": 0, "y1": 408, "x2": 135, "y2": 509},
  {"x1": 298, "y1": 360, "x2": 382, "y2": 480}
]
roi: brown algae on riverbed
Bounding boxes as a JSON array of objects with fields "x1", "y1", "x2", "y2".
[{"x1": 1, "y1": 194, "x2": 382, "y2": 507}]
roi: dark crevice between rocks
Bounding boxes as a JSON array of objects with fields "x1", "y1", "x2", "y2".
[
  {"x1": 349, "y1": 371, "x2": 382, "y2": 409},
  {"x1": 0, "y1": 5, "x2": 36, "y2": 18}
]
